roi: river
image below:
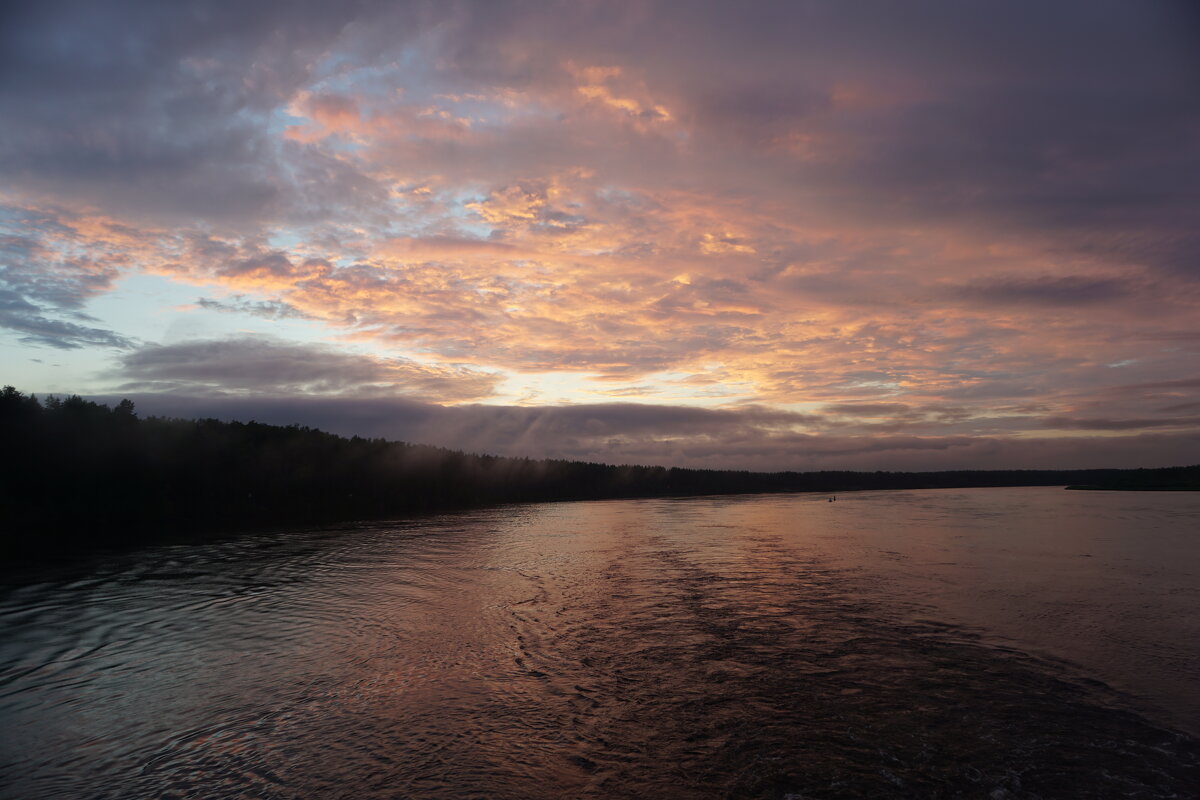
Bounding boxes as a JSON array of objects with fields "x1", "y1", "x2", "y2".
[{"x1": 2, "y1": 486, "x2": 1197, "y2": 798}]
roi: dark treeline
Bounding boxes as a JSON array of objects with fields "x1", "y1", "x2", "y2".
[
  {"x1": 1064, "y1": 464, "x2": 1200, "y2": 491},
  {"x1": 2, "y1": 387, "x2": 1196, "y2": 557}
]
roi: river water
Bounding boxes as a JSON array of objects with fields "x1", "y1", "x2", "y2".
[{"x1": 2, "y1": 486, "x2": 1198, "y2": 798}]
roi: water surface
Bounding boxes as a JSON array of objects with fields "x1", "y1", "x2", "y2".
[{"x1": 2, "y1": 487, "x2": 1197, "y2": 798}]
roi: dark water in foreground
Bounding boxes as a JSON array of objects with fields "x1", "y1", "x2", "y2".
[{"x1": 2, "y1": 487, "x2": 1198, "y2": 798}]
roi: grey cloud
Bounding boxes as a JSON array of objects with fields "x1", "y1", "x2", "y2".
[
  {"x1": 692, "y1": 84, "x2": 832, "y2": 146},
  {"x1": 948, "y1": 276, "x2": 1131, "y2": 307},
  {"x1": 1112, "y1": 376, "x2": 1200, "y2": 392},
  {"x1": 1160, "y1": 401, "x2": 1200, "y2": 414},
  {"x1": 1041, "y1": 415, "x2": 1200, "y2": 431},
  {"x1": 0, "y1": 260, "x2": 117, "y2": 312},
  {"x1": 110, "y1": 338, "x2": 498, "y2": 401},
  {"x1": 1141, "y1": 331, "x2": 1200, "y2": 343},
  {"x1": 1088, "y1": 375, "x2": 1200, "y2": 413},
  {"x1": 0, "y1": 287, "x2": 134, "y2": 349},
  {"x1": 79, "y1": 392, "x2": 1200, "y2": 471},
  {"x1": 0, "y1": 289, "x2": 38, "y2": 313},
  {"x1": 195, "y1": 296, "x2": 312, "y2": 320}
]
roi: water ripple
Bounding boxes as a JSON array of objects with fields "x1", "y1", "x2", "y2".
[{"x1": 1, "y1": 489, "x2": 1198, "y2": 798}]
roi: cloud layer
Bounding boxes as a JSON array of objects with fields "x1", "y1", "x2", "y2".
[
  {"x1": 111, "y1": 338, "x2": 497, "y2": 402},
  {"x1": 4, "y1": 1, "x2": 1199, "y2": 467}
]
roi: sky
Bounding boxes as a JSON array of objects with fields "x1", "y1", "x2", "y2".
[{"x1": 2, "y1": 0, "x2": 1199, "y2": 471}]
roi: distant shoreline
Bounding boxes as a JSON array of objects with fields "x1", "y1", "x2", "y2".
[
  {"x1": 4, "y1": 387, "x2": 1197, "y2": 564},
  {"x1": 1065, "y1": 485, "x2": 1200, "y2": 491}
]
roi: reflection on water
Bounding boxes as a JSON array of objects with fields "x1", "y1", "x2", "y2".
[{"x1": 1, "y1": 487, "x2": 1198, "y2": 798}]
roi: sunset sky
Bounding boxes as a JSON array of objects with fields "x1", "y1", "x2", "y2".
[{"x1": 2, "y1": 1, "x2": 1198, "y2": 470}]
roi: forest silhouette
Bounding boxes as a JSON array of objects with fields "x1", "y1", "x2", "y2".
[{"x1": 2, "y1": 386, "x2": 1196, "y2": 559}]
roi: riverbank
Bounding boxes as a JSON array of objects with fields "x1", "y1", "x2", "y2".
[{"x1": 4, "y1": 388, "x2": 1197, "y2": 563}]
